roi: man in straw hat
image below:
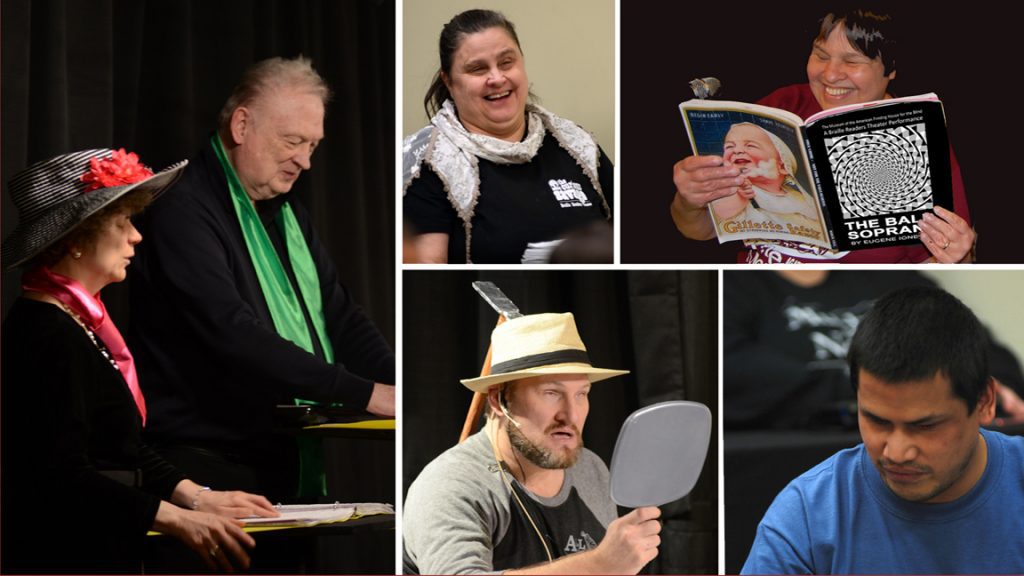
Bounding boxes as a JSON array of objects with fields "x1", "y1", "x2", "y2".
[
  {"x1": 127, "y1": 56, "x2": 394, "y2": 501},
  {"x1": 403, "y1": 312, "x2": 662, "y2": 574}
]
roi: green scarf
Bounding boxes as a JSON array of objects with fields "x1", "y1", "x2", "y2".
[{"x1": 213, "y1": 135, "x2": 332, "y2": 497}]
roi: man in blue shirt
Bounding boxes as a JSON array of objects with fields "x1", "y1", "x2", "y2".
[{"x1": 742, "y1": 286, "x2": 1024, "y2": 574}]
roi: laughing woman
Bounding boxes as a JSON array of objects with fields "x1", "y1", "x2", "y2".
[
  {"x1": 1, "y1": 149, "x2": 278, "y2": 573},
  {"x1": 403, "y1": 9, "x2": 614, "y2": 264}
]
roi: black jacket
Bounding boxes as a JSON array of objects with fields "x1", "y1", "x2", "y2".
[
  {"x1": 2, "y1": 299, "x2": 186, "y2": 573},
  {"x1": 129, "y1": 141, "x2": 394, "y2": 446}
]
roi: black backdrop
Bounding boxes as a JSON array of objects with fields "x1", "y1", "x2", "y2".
[
  {"x1": 622, "y1": 1, "x2": 1024, "y2": 263},
  {"x1": 1, "y1": 0, "x2": 395, "y2": 344},
  {"x1": 403, "y1": 270, "x2": 718, "y2": 574}
]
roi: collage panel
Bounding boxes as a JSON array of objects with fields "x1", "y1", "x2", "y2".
[
  {"x1": 723, "y1": 270, "x2": 1024, "y2": 573},
  {"x1": 402, "y1": 0, "x2": 616, "y2": 264},
  {"x1": 7, "y1": 0, "x2": 1024, "y2": 573},
  {"x1": 2, "y1": 1, "x2": 395, "y2": 573},
  {"x1": 621, "y1": 0, "x2": 1023, "y2": 264},
  {"x1": 402, "y1": 270, "x2": 718, "y2": 574}
]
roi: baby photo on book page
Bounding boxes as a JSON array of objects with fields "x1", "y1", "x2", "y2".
[{"x1": 680, "y1": 104, "x2": 830, "y2": 249}]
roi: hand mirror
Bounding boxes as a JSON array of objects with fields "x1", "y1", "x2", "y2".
[{"x1": 609, "y1": 401, "x2": 712, "y2": 507}]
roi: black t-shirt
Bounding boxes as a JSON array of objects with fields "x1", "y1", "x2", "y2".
[
  {"x1": 726, "y1": 271, "x2": 1024, "y2": 429},
  {"x1": 404, "y1": 132, "x2": 613, "y2": 263},
  {"x1": 723, "y1": 271, "x2": 936, "y2": 429},
  {"x1": 492, "y1": 484, "x2": 607, "y2": 571}
]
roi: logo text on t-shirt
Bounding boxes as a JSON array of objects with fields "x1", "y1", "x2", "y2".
[
  {"x1": 563, "y1": 531, "x2": 598, "y2": 554},
  {"x1": 548, "y1": 179, "x2": 592, "y2": 208}
]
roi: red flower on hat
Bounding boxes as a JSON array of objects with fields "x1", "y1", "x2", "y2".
[{"x1": 80, "y1": 148, "x2": 155, "y2": 192}]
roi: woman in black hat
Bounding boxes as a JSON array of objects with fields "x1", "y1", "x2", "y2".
[{"x1": 1, "y1": 149, "x2": 278, "y2": 573}]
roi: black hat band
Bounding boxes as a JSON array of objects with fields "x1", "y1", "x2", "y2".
[{"x1": 490, "y1": 349, "x2": 591, "y2": 374}]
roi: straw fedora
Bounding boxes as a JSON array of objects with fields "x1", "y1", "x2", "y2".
[
  {"x1": 461, "y1": 313, "x2": 629, "y2": 393},
  {"x1": 2, "y1": 148, "x2": 187, "y2": 270}
]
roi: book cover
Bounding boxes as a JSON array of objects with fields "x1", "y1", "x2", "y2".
[
  {"x1": 680, "y1": 103, "x2": 832, "y2": 249},
  {"x1": 679, "y1": 94, "x2": 952, "y2": 252},
  {"x1": 803, "y1": 97, "x2": 951, "y2": 251}
]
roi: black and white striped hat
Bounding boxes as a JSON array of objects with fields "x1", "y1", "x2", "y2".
[{"x1": 2, "y1": 149, "x2": 187, "y2": 270}]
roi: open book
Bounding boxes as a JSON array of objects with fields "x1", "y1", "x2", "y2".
[{"x1": 679, "y1": 94, "x2": 952, "y2": 251}]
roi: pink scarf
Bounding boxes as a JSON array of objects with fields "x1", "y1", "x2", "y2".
[{"x1": 22, "y1": 266, "x2": 146, "y2": 425}]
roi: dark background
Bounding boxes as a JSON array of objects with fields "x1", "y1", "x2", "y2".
[
  {"x1": 622, "y1": 1, "x2": 1022, "y2": 263},
  {"x1": 403, "y1": 270, "x2": 718, "y2": 574},
  {"x1": 1, "y1": 0, "x2": 395, "y2": 344}
]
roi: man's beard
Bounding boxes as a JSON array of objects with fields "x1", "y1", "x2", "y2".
[{"x1": 507, "y1": 420, "x2": 584, "y2": 469}]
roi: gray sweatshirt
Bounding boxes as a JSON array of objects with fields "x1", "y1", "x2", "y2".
[{"x1": 403, "y1": 429, "x2": 617, "y2": 574}]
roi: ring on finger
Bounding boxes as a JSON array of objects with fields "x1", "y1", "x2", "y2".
[
  {"x1": 209, "y1": 544, "x2": 220, "y2": 557},
  {"x1": 942, "y1": 238, "x2": 950, "y2": 250}
]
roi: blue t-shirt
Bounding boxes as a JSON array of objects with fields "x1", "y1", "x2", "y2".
[{"x1": 742, "y1": 428, "x2": 1024, "y2": 574}]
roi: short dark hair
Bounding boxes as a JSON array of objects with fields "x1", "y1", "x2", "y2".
[
  {"x1": 849, "y1": 286, "x2": 989, "y2": 414},
  {"x1": 28, "y1": 189, "x2": 153, "y2": 269},
  {"x1": 816, "y1": 9, "x2": 896, "y2": 76},
  {"x1": 423, "y1": 9, "x2": 523, "y2": 118}
]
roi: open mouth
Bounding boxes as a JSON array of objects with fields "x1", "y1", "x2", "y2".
[
  {"x1": 485, "y1": 91, "x2": 512, "y2": 101},
  {"x1": 824, "y1": 86, "x2": 854, "y2": 98},
  {"x1": 548, "y1": 427, "x2": 578, "y2": 443},
  {"x1": 731, "y1": 158, "x2": 751, "y2": 172}
]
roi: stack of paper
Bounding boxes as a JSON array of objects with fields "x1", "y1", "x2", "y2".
[{"x1": 242, "y1": 502, "x2": 393, "y2": 527}]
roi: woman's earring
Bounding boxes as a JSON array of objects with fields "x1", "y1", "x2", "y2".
[{"x1": 71, "y1": 250, "x2": 82, "y2": 259}]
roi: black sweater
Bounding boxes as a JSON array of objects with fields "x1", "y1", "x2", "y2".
[
  {"x1": 128, "y1": 142, "x2": 394, "y2": 446},
  {"x1": 2, "y1": 299, "x2": 186, "y2": 573}
]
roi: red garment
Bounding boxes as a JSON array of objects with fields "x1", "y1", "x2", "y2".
[{"x1": 740, "y1": 84, "x2": 971, "y2": 264}]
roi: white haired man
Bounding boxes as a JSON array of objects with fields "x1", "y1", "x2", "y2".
[{"x1": 129, "y1": 57, "x2": 395, "y2": 501}]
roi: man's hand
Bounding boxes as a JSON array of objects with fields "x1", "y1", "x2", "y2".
[
  {"x1": 591, "y1": 506, "x2": 662, "y2": 574},
  {"x1": 995, "y1": 380, "x2": 1024, "y2": 425},
  {"x1": 671, "y1": 155, "x2": 745, "y2": 240},
  {"x1": 506, "y1": 506, "x2": 662, "y2": 575},
  {"x1": 366, "y1": 383, "x2": 395, "y2": 417}
]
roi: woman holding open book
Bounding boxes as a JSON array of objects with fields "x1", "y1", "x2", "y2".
[{"x1": 671, "y1": 8, "x2": 974, "y2": 264}]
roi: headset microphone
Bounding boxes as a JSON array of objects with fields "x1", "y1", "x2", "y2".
[{"x1": 499, "y1": 390, "x2": 521, "y2": 428}]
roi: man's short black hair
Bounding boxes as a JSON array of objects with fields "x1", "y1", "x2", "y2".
[
  {"x1": 849, "y1": 286, "x2": 989, "y2": 413},
  {"x1": 817, "y1": 9, "x2": 896, "y2": 76}
]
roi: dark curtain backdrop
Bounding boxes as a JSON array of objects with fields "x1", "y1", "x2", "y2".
[
  {"x1": 402, "y1": 270, "x2": 718, "y2": 574},
  {"x1": 622, "y1": 0, "x2": 1023, "y2": 263},
  {"x1": 1, "y1": 0, "x2": 395, "y2": 344}
]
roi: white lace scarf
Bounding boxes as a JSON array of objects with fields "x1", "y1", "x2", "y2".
[{"x1": 402, "y1": 100, "x2": 609, "y2": 263}]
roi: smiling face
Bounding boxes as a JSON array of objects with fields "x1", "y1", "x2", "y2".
[
  {"x1": 857, "y1": 369, "x2": 995, "y2": 503},
  {"x1": 443, "y1": 26, "x2": 529, "y2": 141},
  {"x1": 502, "y1": 374, "x2": 591, "y2": 469},
  {"x1": 807, "y1": 23, "x2": 895, "y2": 110},
  {"x1": 723, "y1": 124, "x2": 786, "y2": 187},
  {"x1": 227, "y1": 86, "x2": 325, "y2": 202}
]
